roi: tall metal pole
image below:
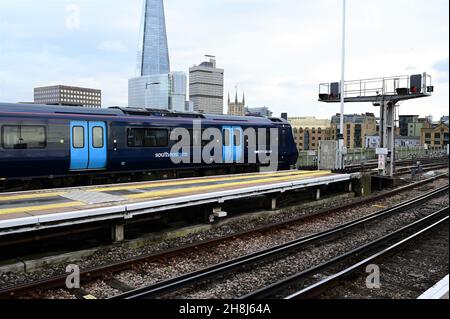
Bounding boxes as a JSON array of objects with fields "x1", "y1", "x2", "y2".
[{"x1": 338, "y1": 0, "x2": 347, "y2": 169}]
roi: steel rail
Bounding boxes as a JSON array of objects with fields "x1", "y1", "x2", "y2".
[
  {"x1": 241, "y1": 207, "x2": 449, "y2": 299},
  {"x1": 345, "y1": 159, "x2": 448, "y2": 173},
  {"x1": 286, "y1": 210, "x2": 449, "y2": 299},
  {"x1": 109, "y1": 185, "x2": 449, "y2": 299},
  {"x1": 0, "y1": 175, "x2": 447, "y2": 299}
]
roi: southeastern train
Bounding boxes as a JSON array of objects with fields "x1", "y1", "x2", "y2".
[{"x1": 0, "y1": 103, "x2": 298, "y2": 191}]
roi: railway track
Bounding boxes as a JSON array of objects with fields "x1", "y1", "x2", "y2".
[
  {"x1": 299, "y1": 160, "x2": 448, "y2": 174},
  {"x1": 320, "y1": 220, "x2": 449, "y2": 299},
  {"x1": 395, "y1": 163, "x2": 449, "y2": 175},
  {"x1": 108, "y1": 185, "x2": 448, "y2": 299},
  {"x1": 0, "y1": 174, "x2": 448, "y2": 299},
  {"x1": 243, "y1": 208, "x2": 449, "y2": 299},
  {"x1": 345, "y1": 157, "x2": 448, "y2": 174}
]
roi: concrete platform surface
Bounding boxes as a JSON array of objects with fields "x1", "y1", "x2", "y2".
[
  {"x1": 0, "y1": 170, "x2": 356, "y2": 236},
  {"x1": 418, "y1": 275, "x2": 449, "y2": 300}
]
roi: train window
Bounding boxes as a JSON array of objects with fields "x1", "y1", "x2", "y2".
[
  {"x1": 223, "y1": 129, "x2": 230, "y2": 147},
  {"x1": 234, "y1": 129, "x2": 241, "y2": 147},
  {"x1": 21, "y1": 126, "x2": 46, "y2": 149},
  {"x1": 72, "y1": 126, "x2": 85, "y2": 148},
  {"x1": 281, "y1": 129, "x2": 287, "y2": 148},
  {"x1": 127, "y1": 128, "x2": 168, "y2": 147},
  {"x1": 2, "y1": 126, "x2": 20, "y2": 149},
  {"x1": 92, "y1": 126, "x2": 104, "y2": 148},
  {"x1": 2, "y1": 125, "x2": 46, "y2": 149}
]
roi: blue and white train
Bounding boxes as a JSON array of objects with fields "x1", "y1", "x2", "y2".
[{"x1": 0, "y1": 103, "x2": 298, "y2": 190}]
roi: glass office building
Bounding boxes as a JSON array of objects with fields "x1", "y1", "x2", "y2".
[
  {"x1": 129, "y1": 74, "x2": 170, "y2": 110},
  {"x1": 170, "y1": 72, "x2": 188, "y2": 112},
  {"x1": 137, "y1": 0, "x2": 170, "y2": 76},
  {"x1": 129, "y1": 0, "x2": 187, "y2": 111},
  {"x1": 129, "y1": 73, "x2": 187, "y2": 112}
]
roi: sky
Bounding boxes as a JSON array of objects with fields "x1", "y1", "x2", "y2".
[{"x1": 0, "y1": 0, "x2": 448, "y2": 119}]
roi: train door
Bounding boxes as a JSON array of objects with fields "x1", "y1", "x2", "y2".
[
  {"x1": 70, "y1": 121, "x2": 107, "y2": 170},
  {"x1": 88, "y1": 122, "x2": 107, "y2": 169},
  {"x1": 233, "y1": 127, "x2": 243, "y2": 162},
  {"x1": 222, "y1": 126, "x2": 233, "y2": 163},
  {"x1": 222, "y1": 126, "x2": 243, "y2": 163},
  {"x1": 70, "y1": 121, "x2": 89, "y2": 170}
]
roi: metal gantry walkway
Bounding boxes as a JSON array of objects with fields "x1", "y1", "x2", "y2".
[
  {"x1": 319, "y1": 73, "x2": 433, "y2": 104},
  {"x1": 319, "y1": 73, "x2": 433, "y2": 177}
]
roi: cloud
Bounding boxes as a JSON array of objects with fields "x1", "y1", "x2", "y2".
[
  {"x1": 433, "y1": 58, "x2": 449, "y2": 73},
  {"x1": 97, "y1": 40, "x2": 128, "y2": 53},
  {"x1": 0, "y1": 0, "x2": 448, "y2": 119},
  {"x1": 431, "y1": 58, "x2": 449, "y2": 84}
]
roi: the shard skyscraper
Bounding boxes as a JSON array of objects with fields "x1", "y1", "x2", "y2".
[
  {"x1": 129, "y1": 0, "x2": 187, "y2": 112},
  {"x1": 136, "y1": 0, "x2": 170, "y2": 76}
]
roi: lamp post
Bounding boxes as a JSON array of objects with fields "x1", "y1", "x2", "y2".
[{"x1": 338, "y1": 0, "x2": 347, "y2": 170}]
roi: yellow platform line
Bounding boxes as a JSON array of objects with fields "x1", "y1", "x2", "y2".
[
  {"x1": 126, "y1": 171, "x2": 332, "y2": 200},
  {"x1": 91, "y1": 170, "x2": 322, "y2": 193},
  {"x1": 0, "y1": 171, "x2": 333, "y2": 216},
  {"x1": 0, "y1": 171, "x2": 320, "y2": 203},
  {"x1": 0, "y1": 192, "x2": 68, "y2": 202},
  {"x1": 0, "y1": 201, "x2": 84, "y2": 215}
]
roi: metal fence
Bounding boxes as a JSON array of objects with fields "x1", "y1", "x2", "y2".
[
  {"x1": 298, "y1": 146, "x2": 448, "y2": 169},
  {"x1": 344, "y1": 148, "x2": 376, "y2": 165},
  {"x1": 297, "y1": 151, "x2": 318, "y2": 168}
]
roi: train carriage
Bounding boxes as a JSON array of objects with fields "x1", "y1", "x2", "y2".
[{"x1": 0, "y1": 103, "x2": 298, "y2": 190}]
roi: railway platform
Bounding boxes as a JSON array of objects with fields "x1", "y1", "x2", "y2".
[
  {"x1": 418, "y1": 275, "x2": 449, "y2": 300},
  {"x1": 0, "y1": 170, "x2": 358, "y2": 239}
]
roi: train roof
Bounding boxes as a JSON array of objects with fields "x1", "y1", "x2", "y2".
[{"x1": 0, "y1": 103, "x2": 290, "y2": 126}]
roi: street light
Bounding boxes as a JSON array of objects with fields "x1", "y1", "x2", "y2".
[{"x1": 338, "y1": 0, "x2": 347, "y2": 169}]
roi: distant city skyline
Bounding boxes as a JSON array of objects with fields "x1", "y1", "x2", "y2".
[{"x1": 0, "y1": 0, "x2": 448, "y2": 118}]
